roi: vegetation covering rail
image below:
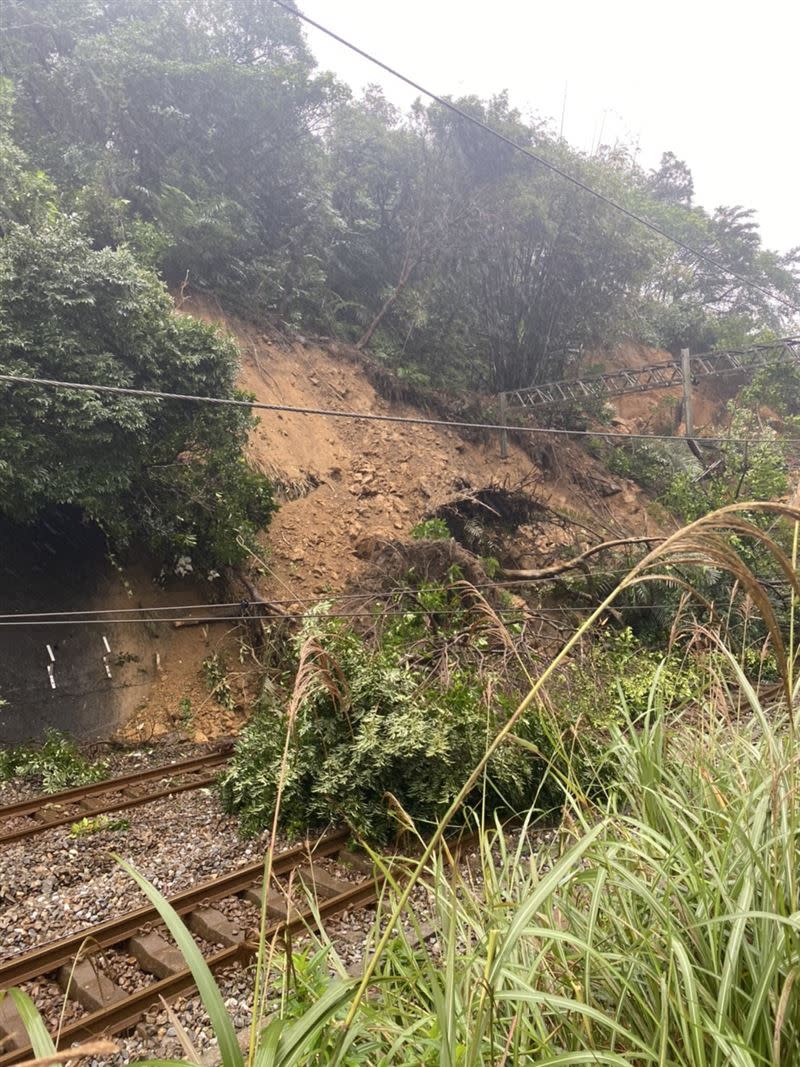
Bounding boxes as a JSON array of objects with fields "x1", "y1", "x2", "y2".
[
  {"x1": 0, "y1": 750, "x2": 232, "y2": 846},
  {"x1": 0, "y1": 828, "x2": 374, "y2": 1063}
]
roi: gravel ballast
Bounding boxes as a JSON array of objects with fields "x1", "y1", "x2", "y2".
[{"x1": 2, "y1": 745, "x2": 557, "y2": 1066}]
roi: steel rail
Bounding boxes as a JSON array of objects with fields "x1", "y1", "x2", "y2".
[
  {"x1": 0, "y1": 751, "x2": 231, "y2": 846},
  {"x1": 0, "y1": 827, "x2": 479, "y2": 1064},
  {"x1": 0, "y1": 751, "x2": 231, "y2": 820},
  {"x1": 0, "y1": 831, "x2": 371, "y2": 1066},
  {"x1": 0, "y1": 874, "x2": 382, "y2": 1063},
  {"x1": 0, "y1": 829, "x2": 350, "y2": 986}
]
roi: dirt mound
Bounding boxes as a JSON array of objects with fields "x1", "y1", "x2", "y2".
[
  {"x1": 171, "y1": 299, "x2": 657, "y2": 602},
  {"x1": 353, "y1": 533, "x2": 491, "y2": 590},
  {"x1": 120, "y1": 301, "x2": 666, "y2": 739}
]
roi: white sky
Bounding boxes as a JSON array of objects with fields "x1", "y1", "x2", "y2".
[{"x1": 301, "y1": 0, "x2": 800, "y2": 253}]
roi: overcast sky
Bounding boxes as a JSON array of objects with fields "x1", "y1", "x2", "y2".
[{"x1": 300, "y1": 0, "x2": 800, "y2": 254}]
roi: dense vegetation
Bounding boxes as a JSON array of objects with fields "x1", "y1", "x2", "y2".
[
  {"x1": 3, "y1": 6, "x2": 800, "y2": 1059},
  {"x1": 220, "y1": 549, "x2": 710, "y2": 841},
  {"x1": 3, "y1": 0, "x2": 798, "y2": 397},
  {"x1": 220, "y1": 599, "x2": 554, "y2": 841},
  {"x1": 2, "y1": 0, "x2": 797, "y2": 567},
  {"x1": 0, "y1": 79, "x2": 274, "y2": 570},
  {"x1": 11, "y1": 505, "x2": 796, "y2": 1066}
]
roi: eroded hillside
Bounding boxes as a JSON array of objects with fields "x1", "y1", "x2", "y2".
[
  {"x1": 219, "y1": 313, "x2": 661, "y2": 600},
  {"x1": 121, "y1": 304, "x2": 674, "y2": 741}
]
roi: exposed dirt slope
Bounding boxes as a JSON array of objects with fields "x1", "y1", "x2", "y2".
[
  {"x1": 123, "y1": 308, "x2": 671, "y2": 741},
  {"x1": 598, "y1": 341, "x2": 738, "y2": 434},
  {"x1": 189, "y1": 309, "x2": 660, "y2": 601}
]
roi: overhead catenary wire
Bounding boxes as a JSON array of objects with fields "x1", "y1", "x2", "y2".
[
  {"x1": 0, "y1": 565, "x2": 750, "y2": 624},
  {"x1": 2, "y1": 373, "x2": 799, "y2": 447},
  {"x1": 0, "y1": 603, "x2": 696, "y2": 627},
  {"x1": 269, "y1": 0, "x2": 800, "y2": 318}
]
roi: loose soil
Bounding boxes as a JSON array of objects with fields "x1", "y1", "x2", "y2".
[{"x1": 119, "y1": 302, "x2": 672, "y2": 739}]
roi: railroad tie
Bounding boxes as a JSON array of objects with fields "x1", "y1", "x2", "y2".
[
  {"x1": 0, "y1": 998, "x2": 28, "y2": 1053},
  {"x1": 188, "y1": 907, "x2": 245, "y2": 947},
  {"x1": 78, "y1": 795, "x2": 112, "y2": 812},
  {"x1": 57, "y1": 960, "x2": 127, "y2": 1013},
  {"x1": 128, "y1": 931, "x2": 188, "y2": 979},
  {"x1": 296, "y1": 865, "x2": 351, "y2": 900},
  {"x1": 336, "y1": 849, "x2": 375, "y2": 875},
  {"x1": 241, "y1": 883, "x2": 300, "y2": 922}
]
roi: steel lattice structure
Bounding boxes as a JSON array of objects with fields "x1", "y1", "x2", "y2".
[{"x1": 503, "y1": 337, "x2": 800, "y2": 410}]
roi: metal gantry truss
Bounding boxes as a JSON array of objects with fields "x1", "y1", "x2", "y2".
[{"x1": 503, "y1": 336, "x2": 800, "y2": 411}]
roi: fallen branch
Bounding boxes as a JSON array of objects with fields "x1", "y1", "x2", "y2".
[{"x1": 502, "y1": 535, "x2": 665, "y2": 580}]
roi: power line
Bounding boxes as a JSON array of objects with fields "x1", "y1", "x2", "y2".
[
  {"x1": 0, "y1": 566, "x2": 718, "y2": 624},
  {"x1": 0, "y1": 611, "x2": 539, "y2": 627},
  {"x1": 271, "y1": 0, "x2": 800, "y2": 318},
  {"x1": 0, "y1": 602, "x2": 687, "y2": 628},
  {"x1": 2, "y1": 373, "x2": 798, "y2": 447}
]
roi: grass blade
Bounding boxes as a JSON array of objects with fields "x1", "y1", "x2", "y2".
[{"x1": 115, "y1": 857, "x2": 243, "y2": 1067}]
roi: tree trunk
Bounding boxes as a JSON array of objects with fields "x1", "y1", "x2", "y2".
[{"x1": 356, "y1": 252, "x2": 416, "y2": 351}]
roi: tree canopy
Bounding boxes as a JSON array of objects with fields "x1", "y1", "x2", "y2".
[
  {"x1": 0, "y1": 98, "x2": 273, "y2": 571},
  {"x1": 2, "y1": 0, "x2": 799, "y2": 393}
]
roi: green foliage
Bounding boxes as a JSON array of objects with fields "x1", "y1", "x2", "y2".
[
  {"x1": 114, "y1": 850, "x2": 358, "y2": 1067},
  {"x1": 0, "y1": 207, "x2": 275, "y2": 569},
  {"x1": 202, "y1": 654, "x2": 236, "y2": 712},
  {"x1": 606, "y1": 408, "x2": 787, "y2": 534},
  {"x1": 0, "y1": 730, "x2": 107, "y2": 791},
  {"x1": 548, "y1": 627, "x2": 704, "y2": 786},
  {"x1": 660, "y1": 408, "x2": 787, "y2": 523},
  {"x1": 88, "y1": 617, "x2": 800, "y2": 1067},
  {"x1": 480, "y1": 555, "x2": 501, "y2": 579},
  {"x1": 69, "y1": 814, "x2": 130, "y2": 837},
  {"x1": 741, "y1": 357, "x2": 800, "y2": 419},
  {"x1": 178, "y1": 696, "x2": 194, "y2": 727},
  {"x1": 316, "y1": 698, "x2": 800, "y2": 1064},
  {"x1": 0, "y1": 80, "x2": 56, "y2": 230},
  {"x1": 410, "y1": 517, "x2": 450, "y2": 541},
  {"x1": 607, "y1": 439, "x2": 677, "y2": 491},
  {"x1": 1, "y1": 0, "x2": 343, "y2": 317},
  {"x1": 220, "y1": 610, "x2": 549, "y2": 842},
  {"x1": 4, "y1": 7, "x2": 798, "y2": 390}
]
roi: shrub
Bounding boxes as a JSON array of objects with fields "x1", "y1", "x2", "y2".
[
  {"x1": 0, "y1": 730, "x2": 107, "y2": 791},
  {"x1": 219, "y1": 611, "x2": 551, "y2": 842},
  {"x1": 545, "y1": 626, "x2": 705, "y2": 793},
  {"x1": 202, "y1": 654, "x2": 236, "y2": 712},
  {"x1": 410, "y1": 517, "x2": 450, "y2": 541},
  {"x1": 660, "y1": 407, "x2": 787, "y2": 523},
  {"x1": 101, "y1": 615, "x2": 800, "y2": 1067},
  {"x1": 607, "y1": 439, "x2": 678, "y2": 491}
]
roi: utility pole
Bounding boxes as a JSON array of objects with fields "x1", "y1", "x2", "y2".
[
  {"x1": 681, "y1": 347, "x2": 694, "y2": 441},
  {"x1": 681, "y1": 347, "x2": 704, "y2": 461}
]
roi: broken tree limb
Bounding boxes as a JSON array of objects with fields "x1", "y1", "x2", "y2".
[{"x1": 501, "y1": 535, "x2": 665, "y2": 580}]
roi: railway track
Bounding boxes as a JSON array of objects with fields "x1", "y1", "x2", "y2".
[
  {"x1": 0, "y1": 827, "x2": 385, "y2": 1064},
  {"x1": 0, "y1": 750, "x2": 231, "y2": 846}
]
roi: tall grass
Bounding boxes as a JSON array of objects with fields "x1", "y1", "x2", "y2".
[{"x1": 334, "y1": 687, "x2": 800, "y2": 1064}]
